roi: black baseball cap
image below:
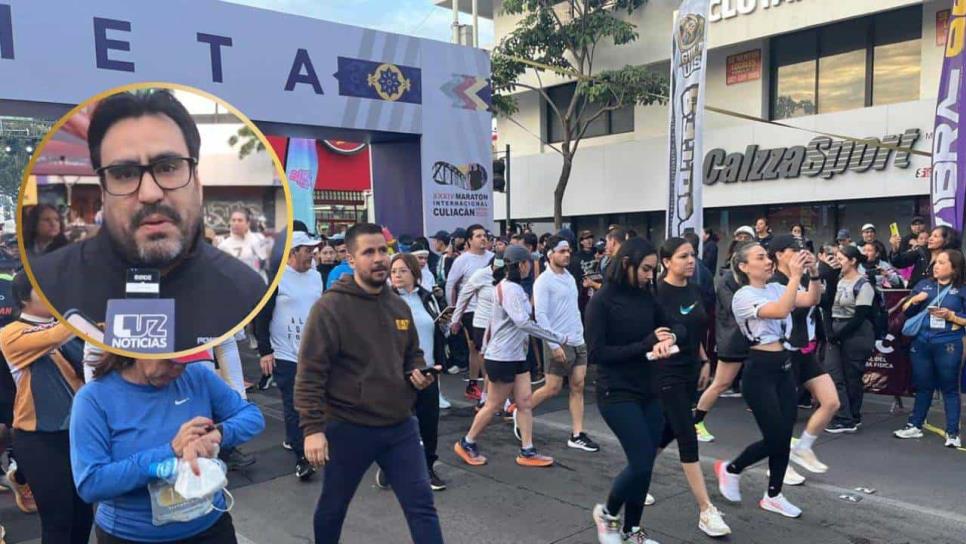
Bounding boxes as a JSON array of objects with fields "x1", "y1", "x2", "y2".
[
  {"x1": 911, "y1": 216, "x2": 926, "y2": 225},
  {"x1": 452, "y1": 228, "x2": 468, "y2": 239},
  {"x1": 770, "y1": 234, "x2": 804, "y2": 252},
  {"x1": 432, "y1": 230, "x2": 451, "y2": 245}
]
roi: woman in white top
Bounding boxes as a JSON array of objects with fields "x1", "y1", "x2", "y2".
[
  {"x1": 454, "y1": 245, "x2": 579, "y2": 468},
  {"x1": 715, "y1": 242, "x2": 819, "y2": 520}
]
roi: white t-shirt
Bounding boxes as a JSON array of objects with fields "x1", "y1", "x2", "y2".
[
  {"x1": 534, "y1": 267, "x2": 583, "y2": 350},
  {"x1": 451, "y1": 266, "x2": 495, "y2": 329},
  {"x1": 270, "y1": 266, "x2": 323, "y2": 362},
  {"x1": 218, "y1": 232, "x2": 269, "y2": 275},
  {"x1": 445, "y1": 250, "x2": 494, "y2": 309},
  {"x1": 732, "y1": 283, "x2": 792, "y2": 345}
]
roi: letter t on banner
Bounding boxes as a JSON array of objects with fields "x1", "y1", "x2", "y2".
[
  {"x1": 931, "y1": 1, "x2": 966, "y2": 232},
  {"x1": 666, "y1": 0, "x2": 710, "y2": 242}
]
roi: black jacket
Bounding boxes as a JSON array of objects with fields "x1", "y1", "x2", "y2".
[
  {"x1": 890, "y1": 246, "x2": 931, "y2": 290},
  {"x1": 30, "y1": 227, "x2": 266, "y2": 352},
  {"x1": 702, "y1": 240, "x2": 718, "y2": 274},
  {"x1": 414, "y1": 285, "x2": 447, "y2": 368},
  {"x1": 714, "y1": 271, "x2": 750, "y2": 361}
]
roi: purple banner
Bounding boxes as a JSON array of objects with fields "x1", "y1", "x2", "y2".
[{"x1": 931, "y1": 3, "x2": 966, "y2": 231}]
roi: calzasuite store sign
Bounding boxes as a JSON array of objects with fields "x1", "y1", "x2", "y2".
[{"x1": 710, "y1": 0, "x2": 805, "y2": 22}]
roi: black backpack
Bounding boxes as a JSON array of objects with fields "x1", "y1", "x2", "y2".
[{"x1": 853, "y1": 276, "x2": 888, "y2": 339}]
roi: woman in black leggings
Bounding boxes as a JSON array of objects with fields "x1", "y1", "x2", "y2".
[
  {"x1": 715, "y1": 242, "x2": 820, "y2": 519},
  {"x1": 585, "y1": 238, "x2": 683, "y2": 544},
  {"x1": 654, "y1": 238, "x2": 730, "y2": 537}
]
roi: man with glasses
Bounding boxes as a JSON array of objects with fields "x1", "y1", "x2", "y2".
[{"x1": 28, "y1": 90, "x2": 265, "y2": 352}]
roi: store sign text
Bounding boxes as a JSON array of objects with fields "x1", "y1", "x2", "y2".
[
  {"x1": 710, "y1": 0, "x2": 804, "y2": 23},
  {"x1": 703, "y1": 129, "x2": 921, "y2": 185}
]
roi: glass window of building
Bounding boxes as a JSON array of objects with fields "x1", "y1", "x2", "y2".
[
  {"x1": 873, "y1": 8, "x2": 923, "y2": 106},
  {"x1": 817, "y1": 18, "x2": 868, "y2": 115},
  {"x1": 545, "y1": 82, "x2": 635, "y2": 143}
]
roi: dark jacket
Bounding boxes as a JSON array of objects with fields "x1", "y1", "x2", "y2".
[
  {"x1": 412, "y1": 285, "x2": 447, "y2": 368},
  {"x1": 584, "y1": 282, "x2": 686, "y2": 404},
  {"x1": 702, "y1": 240, "x2": 718, "y2": 274},
  {"x1": 29, "y1": 228, "x2": 265, "y2": 352},
  {"x1": 890, "y1": 246, "x2": 931, "y2": 290},
  {"x1": 295, "y1": 276, "x2": 425, "y2": 435},
  {"x1": 714, "y1": 271, "x2": 750, "y2": 361}
]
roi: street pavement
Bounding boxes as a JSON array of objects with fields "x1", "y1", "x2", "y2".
[{"x1": 8, "y1": 346, "x2": 966, "y2": 543}]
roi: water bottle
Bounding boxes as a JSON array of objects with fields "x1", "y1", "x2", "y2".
[{"x1": 148, "y1": 457, "x2": 180, "y2": 483}]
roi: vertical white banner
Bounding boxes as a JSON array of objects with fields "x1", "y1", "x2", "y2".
[{"x1": 666, "y1": 0, "x2": 710, "y2": 240}]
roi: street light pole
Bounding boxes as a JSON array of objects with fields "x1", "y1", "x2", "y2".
[{"x1": 505, "y1": 143, "x2": 511, "y2": 235}]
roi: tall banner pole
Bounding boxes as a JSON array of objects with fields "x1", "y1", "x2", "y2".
[
  {"x1": 931, "y1": 1, "x2": 966, "y2": 232},
  {"x1": 285, "y1": 138, "x2": 320, "y2": 234},
  {"x1": 667, "y1": 0, "x2": 710, "y2": 241}
]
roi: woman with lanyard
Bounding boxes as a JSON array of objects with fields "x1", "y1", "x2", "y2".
[
  {"x1": 454, "y1": 245, "x2": 579, "y2": 468},
  {"x1": 382, "y1": 253, "x2": 448, "y2": 491},
  {"x1": 889, "y1": 225, "x2": 960, "y2": 290},
  {"x1": 766, "y1": 235, "x2": 835, "y2": 477},
  {"x1": 894, "y1": 249, "x2": 966, "y2": 448},
  {"x1": 715, "y1": 242, "x2": 818, "y2": 519},
  {"x1": 823, "y1": 245, "x2": 877, "y2": 434},
  {"x1": 585, "y1": 238, "x2": 683, "y2": 544},
  {"x1": 653, "y1": 238, "x2": 730, "y2": 538}
]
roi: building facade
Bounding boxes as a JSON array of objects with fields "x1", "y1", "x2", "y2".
[{"x1": 488, "y1": 0, "x2": 948, "y2": 246}]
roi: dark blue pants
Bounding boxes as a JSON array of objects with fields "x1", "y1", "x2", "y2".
[
  {"x1": 273, "y1": 359, "x2": 303, "y2": 458},
  {"x1": 909, "y1": 338, "x2": 963, "y2": 435},
  {"x1": 314, "y1": 417, "x2": 442, "y2": 544},
  {"x1": 599, "y1": 399, "x2": 664, "y2": 534}
]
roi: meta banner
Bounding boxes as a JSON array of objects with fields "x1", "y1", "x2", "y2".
[
  {"x1": 666, "y1": 0, "x2": 709, "y2": 239},
  {"x1": 931, "y1": 0, "x2": 966, "y2": 232}
]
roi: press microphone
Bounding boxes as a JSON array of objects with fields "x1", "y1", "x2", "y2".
[{"x1": 102, "y1": 269, "x2": 176, "y2": 353}]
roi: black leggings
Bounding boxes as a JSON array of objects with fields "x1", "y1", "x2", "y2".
[
  {"x1": 414, "y1": 381, "x2": 440, "y2": 470},
  {"x1": 657, "y1": 380, "x2": 700, "y2": 463},
  {"x1": 726, "y1": 350, "x2": 797, "y2": 498},
  {"x1": 14, "y1": 429, "x2": 93, "y2": 544},
  {"x1": 599, "y1": 399, "x2": 664, "y2": 533},
  {"x1": 96, "y1": 513, "x2": 237, "y2": 543}
]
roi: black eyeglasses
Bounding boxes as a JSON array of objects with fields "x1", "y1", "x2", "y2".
[{"x1": 96, "y1": 157, "x2": 198, "y2": 196}]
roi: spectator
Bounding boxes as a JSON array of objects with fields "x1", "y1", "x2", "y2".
[
  {"x1": 702, "y1": 228, "x2": 719, "y2": 274},
  {"x1": 860, "y1": 224, "x2": 877, "y2": 247},
  {"x1": 754, "y1": 217, "x2": 773, "y2": 249},
  {"x1": 901, "y1": 216, "x2": 927, "y2": 249},
  {"x1": 890, "y1": 226, "x2": 961, "y2": 290},
  {"x1": 23, "y1": 204, "x2": 69, "y2": 258},
  {"x1": 733, "y1": 226, "x2": 755, "y2": 243},
  {"x1": 790, "y1": 224, "x2": 815, "y2": 253},
  {"x1": 836, "y1": 229, "x2": 854, "y2": 248},
  {"x1": 600, "y1": 227, "x2": 628, "y2": 275},
  {"x1": 316, "y1": 242, "x2": 340, "y2": 287},
  {"x1": 861, "y1": 241, "x2": 903, "y2": 288}
]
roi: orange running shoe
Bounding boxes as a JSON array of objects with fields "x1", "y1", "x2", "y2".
[
  {"x1": 454, "y1": 438, "x2": 487, "y2": 466},
  {"x1": 516, "y1": 447, "x2": 553, "y2": 467},
  {"x1": 6, "y1": 467, "x2": 36, "y2": 514}
]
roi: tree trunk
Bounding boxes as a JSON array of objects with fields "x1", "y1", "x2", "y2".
[{"x1": 554, "y1": 153, "x2": 573, "y2": 231}]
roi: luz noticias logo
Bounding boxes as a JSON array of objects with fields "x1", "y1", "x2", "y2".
[{"x1": 111, "y1": 314, "x2": 169, "y2": 350}]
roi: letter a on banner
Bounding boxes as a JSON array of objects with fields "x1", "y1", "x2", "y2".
[
  {"x1": 666, "y1": 0, "x2": 710, "y2": 240},
  {"x1": 932, "y1": 1, "x2": 966, "y2": 232}
]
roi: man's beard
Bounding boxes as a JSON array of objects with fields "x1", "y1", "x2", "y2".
[
  {"x1": 107, "y1": 204, "x2": 198, "y2": 266},
  {"x1": 360, "y1": 268, "x2": 388, "y2": 289}
]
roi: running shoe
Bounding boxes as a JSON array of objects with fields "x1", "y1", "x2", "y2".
[
  {"x1": 281, "y1": 441, "x2": 293, "y2": 451},
  {"x1": 429, "y1": 469, "x2": 447, "y2": 491},
  {"x1": 447, "y1": 365, "x2": 465, "y2": 375},
  {"x1": 531, "y1": 372, "x2": 546, "y2": 385},
  {"x1": 797, "y1": 402, "x2": 814, "y2": 409},
  {"x1": 714, "y1": 460, "x2": 741, "y2": 503},
  {"x1": 454, "y1": 438, "x2": 487, "y2": 466},
  {"x1": 592, "y1": 504, "x2": 623, "y2": 544},
  {"x1": 698, "y1": 504, "x2": 731, "y2": 537},
  {"x1": 439, "y1": 393, "x2": 452, "y2": 409},
  {"x1": 621, "y1": 527, "x2": 659, "y2": 544},
  {"x1": 790, "y1": 446, "x2": 828, "y2": 474},
  {"x1": 893, "y1": 424, "x2": 923, "y2": 439},
  {"x1": 5, "y1": 465, "x2": 35, "y2": 514},
  {"x1": 695, "y1": 421, "x2": 715, "y2": 443},
  {"x1": 504, "y1": 402, "x2": 517, "y2": 420},
  {"x1": 568, "y1": 433, "x2": 601, "y2": 452},
  {"x1": 720, "y1": 390, "x2": 742, "y2": 399},
  {"x1": 645, "y1": 493, "x2": 655, "y2": 506},
  {"x1": 256, "y1": 373, "x2": 273, "y2": 391},
  {"x1": 767, "y1": 466, "x2": 805, "y2": 486},
  {"x1": 945, "y1": 434, "x2": 962, "y2": 448},
  {"x1": 0, "y1": 523, "x2": 5, "y2": 544},
  {"x1": 512, "y1": 408, "x2": 522, "y2": 441},
  {"x1": 465, "y1": 381, "x2": 482, "y2": 401},
  {"x1": 295, "y1": 457, "x2": 316, "y2": 481},
  {"x1": 824, "y1": 422, "x2": 858, "y2": 434},
  {"x1": 375, "y1": 468, "x2": 389, "y2": 489},
  {"x1": 759, "y1": 493, "x2": 802, "y2": 518},
  {"x1": 516, "y1": 447, "x2": 553, "y2": 467}
]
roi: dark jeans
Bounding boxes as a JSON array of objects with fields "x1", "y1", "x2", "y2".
[
  {"x1": 657, "y1": 380, "x2": 700, "y2": 463},
  {"x1": 909, "y1": 338, "x2": 963, "y2": 435},
  {"x1": 96, "y1": 513, "x2": 237, "y2": 543},
  {"x1": 447, "y1": 329, "x2": 469, "y2": 370},
  {"x1": 14, "y1": 429, "x2": 93, "y2": 544},
  {"x1": 314, "y1": 417, "x2": 442, "y2": 544},
  {"x1": 825, "y1": 327, "x2": 874, "y2": 426},
  {"x1": 273, "y1": 359, "x2": 303, "y2": 458},
  {"x1": 599, "y1": 399, "x2": 664, "y2": 534},
  {"x1": 414, "y1": 380, "x2": 440, "y2": 469},
  {"x1": 728, "y1": 351, "x2": 797, "y2": 498}
]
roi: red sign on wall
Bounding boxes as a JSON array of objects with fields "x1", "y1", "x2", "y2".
[
  {"x1": 726, "y1": 49, "x2": 761, "y2": 86},
  {"x1": 937, "y1": 10, "x2": 951, "y2": 47}
]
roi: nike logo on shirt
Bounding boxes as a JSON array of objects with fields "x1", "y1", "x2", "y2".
[
  {"x1": 680, "y1": 302, "x2": 698, "y2": 315},
  {"x1": 174, "y1": 398, "x2": 190, "y2": 406}
]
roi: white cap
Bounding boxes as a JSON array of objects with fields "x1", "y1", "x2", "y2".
[
  {"x1": 734, "y1": 226, "x2": 755, "y2": 237},
  {"x1": 861, "y1": 223, "x2": 876, "y2": 232},
  {"x1": 291, "y1": 231, "x2": 321, "y2": 249}
]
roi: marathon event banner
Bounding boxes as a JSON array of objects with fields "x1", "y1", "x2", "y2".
[
  {"x1": 863, "y1": 290, "x2": 913, "y2": 397},
  {"x1": 666, "y1": 0, "x2": 710, "y2": 239},
  {"x1": 931, "y1": 2, "x2": 966, "y2": 232}
]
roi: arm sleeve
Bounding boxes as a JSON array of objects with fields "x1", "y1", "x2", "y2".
[
  {"x1": 0, "y1": 323, "x2": 75, "y2": 370},
  {"x1": 583, "y1": 296, "x2": 649, "y2": 365},
  {"x1": 653, "y1": 299, "x2": 688, "y2": 347},
  {"x1": 502, "y1": 284, "x2": 567, "y2": 346},
  {"x1": 532, "y1": 276, "x2": 559, "y2": 350},
  {"x1": 833, "y1": 305, "x2": 872, "y2": 340},
  {"x1": 70, "y1": 392, "x2": 176, "y2": 504},
  {"x1": 890, "y1": 248, "x2": 920, "y2": 268},
  {"x1": 295, "y1": 302, "x2": 338, "y2": 436},
  {"x1": 204, "y1": 368, "x2": 265, "y2": 448},
  {"x1": 254, "y1": 288, "x2": 278, "y2": 357}
]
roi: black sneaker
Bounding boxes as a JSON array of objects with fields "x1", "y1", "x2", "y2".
[
  {"x1": 257, "y1": 374, "x2": 273, "y2": 391},
  {"x1": 825, "y1": 422, "x2": 858, "y2": 434},
  {"x1": 567, "y1": 432, "x2": 600, "y2": 452},
  {"x1": 375, "y1": 468, "x2": 389, "y2": 489},
  {"x1": 295, "y1": 457, "x2": 315, "y2": 481},
  {"x1": 221, "y1": 447, "x2": 256, "y2": 470},
  {"x1": 429, "y1": 469, "x2": 446, "y2": 491}
]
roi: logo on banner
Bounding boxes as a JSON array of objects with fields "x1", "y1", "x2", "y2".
[
  {"x1": 676, "y1": 14, "x2": 706, "y2": 77},
  {"x1": 440, "y1": 75, "x2": 491, "y2": 111},
  {"x1": 335, "y1": 57, "x2": 422, "y2": 104},
  {"x1": 432, "y1": 161, "x2": 488, "y2": 191},
  {"x1": 104, "y1": 298, "x2": 175, "y2": 353}
]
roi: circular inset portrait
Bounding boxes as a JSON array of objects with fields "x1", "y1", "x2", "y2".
[{"x1": 15, "y1": 83, "x2": 292, "y2": 358}]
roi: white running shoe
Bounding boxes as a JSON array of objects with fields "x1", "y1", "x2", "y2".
[
  {"x1": 622, "y1": 527, "x2": 660, "y2": 544},
  {"x1": 592, "y1": 504, "x2": 623, "y2": 544},
  {"x1": 715, "y1": 460, "x2": 741, "y2": 503},
  {"x1": 767, "y1": 465, "x2": 805, "y2": 486},
  {"x1": 699, "y1": 504, "x2": 731, "y2": 537},
  {"x1": 790, "y1": 446, "x2": 828, "y2": 474},
  {"x1": 759, "y1": 493, "x2": 802, "y2": 518},
  {"x1": 893, "y1": 424, "x2": 924, "y2": 439},
  {"x1": 945, "y1": 434, "x2": 961, "y2": 448},
  {"x1": 645, "y1": 493, "x2": 655, "y2": 506},
  {"x1": 438, "y1": 393, "x2": 451, "y2": 409}
]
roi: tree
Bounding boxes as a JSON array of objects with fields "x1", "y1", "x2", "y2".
[
  {"x1": 227, "y1": 125, "x2": 266, "y2": 159},
  {"x1": 491, "y1": 0, "x2": 668, "y2": 229}
]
